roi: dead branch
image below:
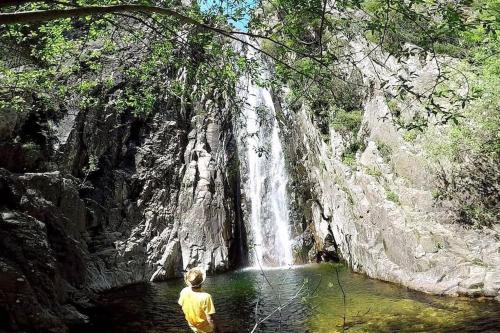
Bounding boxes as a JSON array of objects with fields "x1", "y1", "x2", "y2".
[{"x1": 250, "y1": 281, "x2": 306, "y2": 333}]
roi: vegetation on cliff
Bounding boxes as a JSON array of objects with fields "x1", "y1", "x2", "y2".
[{"x1": 0, "y1": 1, "x2": 498, "y2": 219}]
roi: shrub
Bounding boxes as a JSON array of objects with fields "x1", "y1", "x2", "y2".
[
  {"x1": 341, "y1": 152, "x2": 356, "y2": 166},
  {"x1": 330, "y1": 108, "x2": 363, "y2": 135},
  {"x1": 376, "y1": 141, "x2": 392, "y2": 163},
  {"x1": 403, "y1": 129, "x2": 418, "y2": 142},
  {"x1": 423, "y1": 51, "x2": 499, "y2": 227},
  {"x1": 341, "y1": 139, "x2": 366, "y2": 167}
]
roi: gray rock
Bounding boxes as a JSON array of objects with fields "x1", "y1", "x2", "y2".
[
  {"x1": 0, "y1": 72, "x2": 245, "y2": 332},
  {"x1": 278, "y1": 40, "x2": 500, "y2": 298}
]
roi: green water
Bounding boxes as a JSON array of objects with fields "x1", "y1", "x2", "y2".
[{"x1": 85, "y1": 264, "x2": 500, "y2": 333}]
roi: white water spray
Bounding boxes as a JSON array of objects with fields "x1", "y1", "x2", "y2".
[{"x1": 237, "y1": 70, "x2": 294, "y2": 267}]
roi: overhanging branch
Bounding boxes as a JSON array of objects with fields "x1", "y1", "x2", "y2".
[
  {"x1": 0, "y1": 4, "x2": 199, "y2": 26},
  {"x1": 0, "y1": 0, "x2": 37, "y2": 7},
  {"x1": 0, "y1": 2, "x2": 369, "y2": 92}
]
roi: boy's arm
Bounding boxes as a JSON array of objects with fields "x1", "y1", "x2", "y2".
[
  {"x1": 206, "y1": 313, "x2": 216, "y2": 331},
  {"x1": 177, "y1": 289, "x2": 184, "y2": 306},
  {"x1": 205, "y1": 295, "x2": 216, "y2": 331}
]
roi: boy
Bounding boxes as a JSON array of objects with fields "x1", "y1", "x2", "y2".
[{"x1": 178, "y1": 267, "x2": 216, "y2": 333}]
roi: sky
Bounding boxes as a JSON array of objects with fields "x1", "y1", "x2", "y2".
[{"x1": 198, "y1": 0, "x2": 257, "y2": 31}]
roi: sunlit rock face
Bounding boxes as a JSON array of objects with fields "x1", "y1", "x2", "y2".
[
  {"x1": 278, "y1": 40, "x2": 500, "y2": 299},
  {"x1": 56, "y1": 92, "x2": 244, "y2": 287}
]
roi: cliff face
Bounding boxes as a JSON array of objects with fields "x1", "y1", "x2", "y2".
[
  {"x1": 61, "y1": 92, "x2": 244, "y2": 288},
  {"x1": 0, "y1": 80, "x2": 244, "y2": 332},
  {"x1": 279, "y1": 41, "x2": 500, "y2": 299}
]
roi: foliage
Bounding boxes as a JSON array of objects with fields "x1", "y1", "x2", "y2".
[
  {"x1": 366, "y1": 167, "x2": 382, "y2": 178},
  {"x1": 385, "y1": 189, "x2": 400, "y2": 205},
  {"x1": 21, "y1": 142, "x2": 42, "y2": 167},
  {"x1": 250, "y1": 0, "x2": 498, "y2": 131},
  {"x1": 341, "y1": 138, "x2": 365, "y2": 167},
  {"x1": 327, "y1": 107, "x2": 365, "y2": 166},
  {"x1": 0, "y1": 0, "x2": 255, "y2": 125},
  {"x1": 330, "y1": 108, "x2": 363, "y2": 135},
  {"x1": 1, "y1": 0, "x2": 496, "y2": 128},
  {"x1": 0, "y1": 1, "x2": 269, "y2": 181},
  {"x1": 341, "y1": 150, "x2": 357, "y2": 166},
  {"x1": 83, "y1": 153, "x2": 99, "y2": 174},
  {"x1": 403, "y1": 129, "x2": 418, "y2": 142},
  {"x1": 81, "y1": 153, "x2": 99, "y2": 185},
  {"x1": 0, "y1": 1, "x2": 498, "y2": 207},
  {"x1": 246, "y1": 0, "x2": 497, "y2": 172},
  {"x1": 376, "y1": 141, "x2": 391, "y2": 164},
  {"x1": 423, "y1": 37, "x2": 499, "y2": 227}
]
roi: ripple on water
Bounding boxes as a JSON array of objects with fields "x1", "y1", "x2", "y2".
[{"x1": 77, "y1": 264, "x2": 500, "y2": 333}]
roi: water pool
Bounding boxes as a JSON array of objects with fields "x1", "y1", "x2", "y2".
[{"x1": 81, "y1": 264, "x2": 500, "y2": 333}]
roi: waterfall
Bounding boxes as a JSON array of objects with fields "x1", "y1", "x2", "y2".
[{"x1": 237, "y1": 75, "x2": 294, "y2": 268}]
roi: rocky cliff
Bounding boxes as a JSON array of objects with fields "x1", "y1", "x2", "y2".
[
  {"x1": 279, "y1": 41, "x2": 500, "y2": 299},
  {"x1": 0, "y1": 71, "x2": 244, "y2": 332}
]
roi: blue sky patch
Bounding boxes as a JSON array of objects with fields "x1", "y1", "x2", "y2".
[{"x1": 198, "y1": 0, "x2": 257, "y2": 31}]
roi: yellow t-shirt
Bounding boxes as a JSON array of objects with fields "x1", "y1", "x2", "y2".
[{"x1": 178, "y1": 287, "x2": 216, "y2": 333}]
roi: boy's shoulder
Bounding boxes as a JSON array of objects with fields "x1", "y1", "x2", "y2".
[
  {"x1": 179, "y1": 287, "x2": 212, "y2": 299},
  {"x1": 200, "y1": 291, "x2": 213, "y2": 302},
  {"x1": 201, "y1": 291, "x2": 212, "y2": 298}
]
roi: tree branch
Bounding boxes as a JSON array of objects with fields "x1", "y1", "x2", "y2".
[
  {"x1": 0, "y1": 2, "x2": 369, "y2": 91},
  {"x1": 0, "y1": 4, "x2": 199, "y2": 26},
  {"x1": 250, "y1": 281, "x2": 306, "y2": 333},
  {"x1": 318, "y1": 0, "x2": 328, "y2": 57},
  {"x1": 335, "y1": 266, "x2": 347, "y2": 332}
]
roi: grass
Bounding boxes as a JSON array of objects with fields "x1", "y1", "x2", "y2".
[
  {"x1": 386, "y1": 189, "x2": 401, "y2": 205},
  {"x1": 403, "y1": 129, "x2": 419, "y2": 142},
  {"x1": 377, "y1": 141, "x2": 392, "y2": 163},
  {"x1": 366, "y1": 167, "x2": 383, "y2": 178},
  {"x1": 341, "y1": 152, "x2": 357, "y2": 166}
]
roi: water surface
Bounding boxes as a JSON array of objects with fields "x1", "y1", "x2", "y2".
[{"x1": 82, "y1": 264, "x2": 500, "y2": 333}]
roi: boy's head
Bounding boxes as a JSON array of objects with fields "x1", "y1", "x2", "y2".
[{"x1": 185, "y1": 267, "x2": 205, "y2": 288}]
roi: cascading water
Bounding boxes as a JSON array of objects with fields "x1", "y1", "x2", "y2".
[{"x1": 237, "y1": 68, "x2": 294, "y2": 268}]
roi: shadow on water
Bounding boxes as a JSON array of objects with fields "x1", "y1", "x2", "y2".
[{"x1": 75, "y1": 264, "x2": 500, "y2": 333}]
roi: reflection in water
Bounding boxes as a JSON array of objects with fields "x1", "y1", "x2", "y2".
[{"x1": 78, "y1": 264, "x2": 500, "y2": 333}]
